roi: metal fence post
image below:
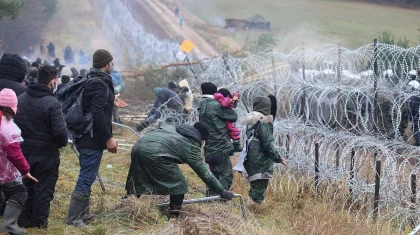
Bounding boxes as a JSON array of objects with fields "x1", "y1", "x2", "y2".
[
  {"x1": 372, "y1": 39, "x2": 379, "y2": 133},
  {"x1": 335, "y1": 145, "x2": 340, "y2": 169},
  {"x1": 411, "y1": 174, "x2": 417, "y2": 227},
  {"x1": 314, "y1": 143, "x2": 320, "y2": 190},
  {"x1": 349, "y1": 149, "x2": 355, "y2": 196},
  {"x1": 373, "y1": 159, "x2": 381, "y2": 222}
]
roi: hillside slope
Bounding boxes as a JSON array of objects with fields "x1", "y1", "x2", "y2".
[
  {"x1": 40, "y1": 0, "x2": 112, "y2": 63},
  {"x1": 179, "y1": 0, "x2": 420, "y2": 50}
]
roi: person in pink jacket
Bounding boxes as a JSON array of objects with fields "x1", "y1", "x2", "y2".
[
  {"x1": 213, "y1": 88, "x2": 242, "y2": 152},
  {"x1": 0, "y1": 88, "x2": 37, "y2": 235}
]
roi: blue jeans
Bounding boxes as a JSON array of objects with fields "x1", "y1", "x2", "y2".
[
  {"x1": 146, "y1": 112, "x2": 160, "y2": 123},
  {"x1": 74, "y1": 148, "x2": 103, "y2": 194}
]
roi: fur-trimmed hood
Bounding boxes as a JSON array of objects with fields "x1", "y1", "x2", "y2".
[{"x1": 245, "y1": 111, "x2": 273, "y2": 126}]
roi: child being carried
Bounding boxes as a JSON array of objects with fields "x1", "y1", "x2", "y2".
[{"x1": 213, "y1": 88, "x2": 242, "y2": 152}]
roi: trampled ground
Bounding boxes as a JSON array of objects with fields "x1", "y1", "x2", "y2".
[{"x1": 19, "y1": 126, "x2": 406, "y2": 235}]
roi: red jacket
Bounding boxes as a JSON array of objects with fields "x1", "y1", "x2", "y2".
[
  {"x1": 214, "y1": 93, "x2": 235, "y2": 109},
  {"x1": 0, "y1": 116, "x2": 29, "y2": 184}
]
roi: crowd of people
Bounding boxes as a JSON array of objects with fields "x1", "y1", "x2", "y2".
[
  {"x1": 25, "y1": 42, "x2": 89, "y2": 67},
  {"x1": 0, "y1": 48, "x2": 289, "y2": 233},
  {"x1": 2, "y1": 42, "x2": 420, "y2": 234},
  {"x1": 0, "y1": 49, "x2": 121, "y2": 234}
]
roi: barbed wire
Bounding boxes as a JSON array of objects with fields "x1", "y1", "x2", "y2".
[
  {"x1": 93, "y1": 0, "x2": 180, "y2": 66},
  {"x1": 123, "y1": 42, "x2": 419, "y2": 233}
]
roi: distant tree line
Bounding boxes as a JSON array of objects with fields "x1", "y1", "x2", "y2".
[
  {"x1": 353, "y1": 0, "x2": 420, "y2": 8},
  {"x1": 0, "y1": 0, "x2": 24, "y2": 20},
  {"x1": 0, "y1": 0, "x2": 58, "y2": 54}
]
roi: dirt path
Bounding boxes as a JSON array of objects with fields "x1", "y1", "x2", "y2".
[
  {"x1": 125, "y1": 0, "x2": 171, "y2": 40},
  {"x1": 142, "y1": 0, "x2": 219, "y2": 58}
]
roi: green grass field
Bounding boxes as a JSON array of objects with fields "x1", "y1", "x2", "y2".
[{"x1": 179, "y1": 0, "x2": 420, "y2": 50}]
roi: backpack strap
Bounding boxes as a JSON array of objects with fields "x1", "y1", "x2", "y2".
[
  {"x1": 248, "y1": 120, "x2": 261, "y2": 137},
  {"x1": 245, "y1": 120, "x2": 261, "y2": 151}
]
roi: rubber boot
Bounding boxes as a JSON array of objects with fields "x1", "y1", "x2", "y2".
[
  {"x1": 83, "y1": 197, "x2": 94, "y2": 223},
  {"x1": 247, "y1": 197, "x2": 265, "y2": 206},
  {"x1": 0, "y1": 191, "x2": 4, "y2": 219},
  {"x1": 167, "y1": 204, "x2": 182, "y2": 221},
  {"x1": 65, "y1": 192, "x2": 89, "y2": 227},
  {"x1": 0, "y1": 200, "x2": 27, "y2": 235}
]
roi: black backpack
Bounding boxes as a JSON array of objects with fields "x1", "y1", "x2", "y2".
[{"x1": 56, "y1": 75, "x2": 108, "y2": 138}]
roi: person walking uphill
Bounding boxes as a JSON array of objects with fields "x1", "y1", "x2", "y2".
[
  {"x1": 125, "y1": 122, "x2": 234, "y2": 219},
  {"x1": 65, "y1": 49, "x2": 118, "y2": 227},
  {"x1": 199, "y1": 82, "x2": 238, "y2": 196},
  {"x1": 0, "y1": 89, "x2": 37, "y2": 235},
  {"x1": 14, "y1": 66, "x2": 68, "y2": 228},
  {"x1": 0, "y1": 53, "x2": 27, "y2": 96},
  {"x1": 243, "y1": 96, "x2": 287, "y2": 204}
]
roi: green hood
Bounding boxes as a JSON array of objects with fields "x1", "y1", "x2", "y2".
[{"x1": 252, "y1": 96, "x2": 271, "y2": 116}]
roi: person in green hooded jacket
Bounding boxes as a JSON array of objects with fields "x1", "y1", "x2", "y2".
[
  {"x1": 198, "y1": 82, "x2": 239, "y2": 196},
  {"x1": 125, "y1": 122, "x2": 234, "y2": 218},
  {"x1": 243, "y1": 95, "x2": 287, "y2": 204}
]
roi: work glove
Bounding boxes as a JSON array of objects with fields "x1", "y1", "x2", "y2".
[{"x1": 220, "y1": 190, "x2": 234, "y2": 200}]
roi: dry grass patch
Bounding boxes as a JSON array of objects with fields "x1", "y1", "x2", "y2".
[{"x1": 20, "y1": 128, "x2": 410, "y2": 234}]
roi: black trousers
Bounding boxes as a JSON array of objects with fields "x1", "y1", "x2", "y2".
[
  {"x1": 169, "y1": 194, "x2": 184, "y2": 218},
  {"x1": 124, "y1": 193, "x2": 185, "y2": 219},
  {"x1": 18, "y1": 154, "x2": 60, "y2": 228},
  {"x1": 0, "y1": 180, "x2": 27, "y2": 208}
]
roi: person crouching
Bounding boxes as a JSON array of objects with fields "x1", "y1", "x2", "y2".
[{"x1": 125, "y1": 122, "x2": 234, "y2": 219}]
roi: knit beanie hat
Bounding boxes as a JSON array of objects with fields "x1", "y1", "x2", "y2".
[
  {"x1": 154, "y1": 87, "x2": 163, "y2": 96},
  {"x1": 193, "y1": 122, "x2": 210, "y2": 140},
  {"x1": 53, "y1": 58, "x2": 61, "y2": 68},
  {"x1": 201, "y1": 82, "x2": 217, "y2": 95},
  {"x1": 168, "y1": 81, "x2": 177, "y2": 90},
  {"x1": 92, "y1": 49, "x2": 113, "y2": 68},
  {"x1": 178, "y1": 79, "x2": 190, "y2": 89},
  {"x1": 29, "y1": 70, "x2": 38, "y2": 79},
  {"x1": 61, "y1": 66, "x2": 73, "y2": 78},
  {"x1": 80, "y1": 69, "x2": 87, "y2": 76},
  {"x1": 31, "y1": 62, "x2": 39, "y2": 68},
  {"x1": 0, "y1": 53, "x2": 27, "y2": 83},
  {"x1": 0, "y1": 88, "x2": 18, "y2": 115},
  {"x1": 217, "y1": 88, "x2": 232, "y2": 98},
  {"x1": 61, "y1": 75, "x2": 71, "y2": 84}
]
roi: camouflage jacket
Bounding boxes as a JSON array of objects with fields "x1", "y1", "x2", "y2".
[
  {"x1": 198, "y1": 95, "x2": 238, "y2": 156},
  {"x1": 125, "y1": 125, "x2": 224, "y2": 195},
  {"x1": 244, "y1": 111, "x2": 282, "y2": 182}
]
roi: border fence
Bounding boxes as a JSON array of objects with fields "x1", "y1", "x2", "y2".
[{"x1": 115, "y1": 41, "x2": 420, "y2": 233}]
